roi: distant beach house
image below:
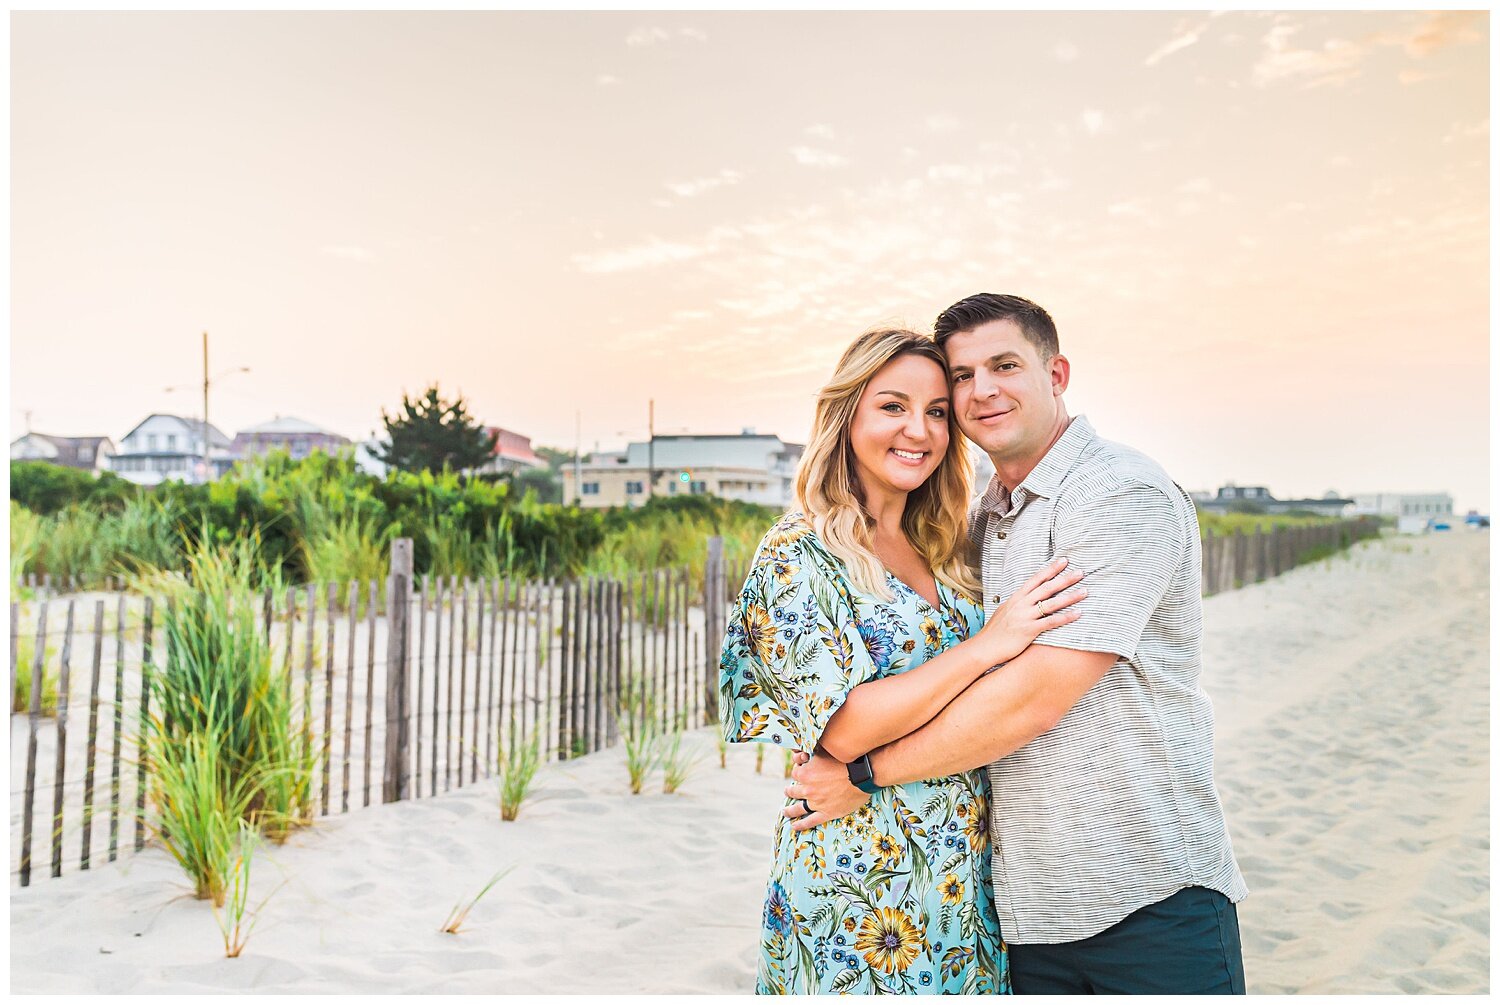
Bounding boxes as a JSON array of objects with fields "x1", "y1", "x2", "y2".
[
  {"x1": 109, "y1": 413, "x2": 235, "y2": 485},
  {"x1": 1350, "y1": 492, "x2": 1454, "y2": 534},
  {"x1": 475, "y1": 426, "x2": 545, "y2": 475},
  {"x1": 1194, "y1": 483, "x2": 1353, "y2": 517},
  {"x1": 10, "y1": 432, "x2": 116, "y2": 473},
  {"x1": 232, "y1": 415, "x2": 352, "y2": 460},
  {"x1": 562, "y1": 429, "x2": 803, "y2": 509}
]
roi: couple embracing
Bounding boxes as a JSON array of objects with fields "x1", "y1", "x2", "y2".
[{"x1": 719, "y1": 293, "x2": 1248, "y2": 995}]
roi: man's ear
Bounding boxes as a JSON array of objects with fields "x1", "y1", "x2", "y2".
[{"x1": 1050, "y1": 353, "x2": 1071, "y2": 397}]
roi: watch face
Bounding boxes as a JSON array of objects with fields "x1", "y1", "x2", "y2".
[{"x1": 847, "y1": 755, "x2": 873, "y2": 785}]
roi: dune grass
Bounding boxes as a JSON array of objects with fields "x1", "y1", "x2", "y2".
[
  {"x1": 497, "y1": 720, "x2": 543, "y2": 822},
  {"x1": 12, "y1": 626, "x2": 59, "y2": 716},
  {"x1": 660, "y1": 716, "x2": 704, "y2": 795},
  {"x1": 617, "y1": 674, "x2": 662, "y2": 794},
  {"x1": 210, "y1": 820, "x2": 280, "y2": 958},
  {"x1": 440, "y1": 868, "x2": 514, "y2": 934}
]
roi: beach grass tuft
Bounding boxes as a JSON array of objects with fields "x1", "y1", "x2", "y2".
[
  {"x1": 617, "y1": 673, "x2": 662, "y2": 794},
  {"x1": 211, "y1": 820, "x2": 284, "y2": 958},
  {"x1": 660, "y1": 717, "x2": 704, "y2": 795},
  {"x1": 440, "y1": 867, "x2": 514, "y2": 934},
  {"x1": 497, "y1": 721, "x2": 543, "y2": 821}
]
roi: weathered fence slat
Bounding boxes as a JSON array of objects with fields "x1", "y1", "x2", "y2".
[
  {"x1": 341, "y1": 580, "x2": 358, "y2": 814},
  {"x1": 512, "y1": 578, "x2": 527, "y2": 750},
  {"x1": 444, "y1": 575, "x2": 457, "y2": 792},
  {"x1": 457, "y1": 582, "x2": 470, "y2": 787},
  {"x1": 381, "y1": 540, "x2": 413, "y2": 804},
  {"x1": 542, "y1": 579, "x2": 556, "y2": 761},
  {"x1": 321, "y1": 582, "x2": 337, "y2": 815},
  {"x1": 20, "y1": 600, "x2": 49, "y2": 886},
  {"x1": 81, "y1": 599, "x2": 105, "y2": 870},
  {"x1": 51, "y1": 600, "x2": 76, "y2": 878},
  {"x1": 363, "y1": 580, "x2": 378, "y2": 808},
  {"x1": 415, "y1": 576, "x2": 429, "y2": 799},
  {"x1": 473, "y1": 578, "x2": 487, "y2": 780},
  {"x1": 302, "y1": 583, "x2": 317, "y2": 773},
  {"x1": 109, "y1": 594, "x2": 125, "y2": 862},
  {"x1": 135, "y1": 597, "x2": 153, "y2": 853}
]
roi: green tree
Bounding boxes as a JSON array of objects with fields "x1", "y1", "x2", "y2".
[
  {"x1": 534, "y1": 445, "x2": 579, "y2": 472},
  {"x1": 510, "y1": 466, "x2": 562, "y2": 504},
  {"x1": 374, "y1": 385, "x2": 498, "y2": 475}
]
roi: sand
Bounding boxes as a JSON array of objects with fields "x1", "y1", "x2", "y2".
[{"x1": 9, "y1": 530, "x2": 1489, "y2": 994}]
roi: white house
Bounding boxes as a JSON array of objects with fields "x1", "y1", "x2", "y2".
[
  {"x1": 10, "y1": 433, "x2": 115, "y2": 473},
  {"x1": 562, "y1": 430, "x2": 803, "y2": 509},
  {"x1": 109, "y1": 413, "x2": 236, "y2": 485},
  {"x1": 1351, "y1": 492, "x2": 1454, "y2": 534}
]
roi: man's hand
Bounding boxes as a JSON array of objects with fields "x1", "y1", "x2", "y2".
[{"x1": 783, "y1": 748, "x2": 869, "y2": 831}]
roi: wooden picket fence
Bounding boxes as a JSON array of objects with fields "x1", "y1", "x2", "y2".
[
  {"x1": 10, "y1": 540, "x2": 753, "y2": 888},
  {"x1": 9, "y1": 519, "x2": 1373, "y2": 887}
]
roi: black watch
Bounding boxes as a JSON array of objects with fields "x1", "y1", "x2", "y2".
[{"x1": 846, "y1": 753, "x2": 881, "y2": 794}]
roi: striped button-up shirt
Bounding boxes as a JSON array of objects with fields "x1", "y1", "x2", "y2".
[{"x1": 973, "y1": 415, "x2": 1247, "y2": 944}]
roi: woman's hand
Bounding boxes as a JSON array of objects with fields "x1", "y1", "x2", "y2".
[
  {"x1": 783, "y1": 749, "x2": 869, "y2": 831},
  {"x1": 977, "y1": 556, "x2": 1086, "y2": 666}
]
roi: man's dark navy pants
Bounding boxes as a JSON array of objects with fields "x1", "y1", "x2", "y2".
[{"x1": 1006, "y1": 886, "x2": 1246, "y2": 994}]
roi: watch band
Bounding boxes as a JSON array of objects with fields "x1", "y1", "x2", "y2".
[{"x1": 846, "y1": 753, "x2": 881, "y2": 794}]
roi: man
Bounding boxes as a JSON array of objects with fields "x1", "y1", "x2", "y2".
[{"x1": 784, "y1": 293, "x2": 1248, "y2": 994}]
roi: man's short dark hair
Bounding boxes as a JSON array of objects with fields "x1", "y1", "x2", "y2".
[{"x1": 933, "y1": 293, "x2": 1059, "y2": 360}]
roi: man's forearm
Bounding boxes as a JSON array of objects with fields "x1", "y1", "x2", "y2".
[{"x1": 868, "y1": 644, "x2": 1116, "y2": 786}]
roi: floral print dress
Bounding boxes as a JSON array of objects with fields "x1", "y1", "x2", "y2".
[{"x1": 720, "y1": 512, "x2": 1009, "y2": 995}]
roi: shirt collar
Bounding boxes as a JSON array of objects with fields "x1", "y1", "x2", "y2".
[{"x1": 977, "y1": 415, "x2": 1097, "y2": 514}]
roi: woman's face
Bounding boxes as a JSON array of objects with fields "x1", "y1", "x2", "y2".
[{"x1": 849, "y1": 353, "x2": 951, "y2": 503}]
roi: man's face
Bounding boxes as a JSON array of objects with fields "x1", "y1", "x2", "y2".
[{"x1": 943, "y1": 318, "x2": 1067, "y2": 464}]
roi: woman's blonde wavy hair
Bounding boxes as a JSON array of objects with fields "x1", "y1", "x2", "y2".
[{"x1": 794, "y1": 327, "x2": 980, "y2": 603}]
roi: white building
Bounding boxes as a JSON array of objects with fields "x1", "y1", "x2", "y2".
[
  {"x1": 10, "y1": 433, "x2": 115, "y2": 473},
  {"x1": 562, "y1": 430, "x2": 803, "y2": 509},
  {"x1": 109, "y1": 413, "x2": 236, "y2": 485},
  {"x1": 1351, "y1": 492, "x2": 1453, "y2": 534}
]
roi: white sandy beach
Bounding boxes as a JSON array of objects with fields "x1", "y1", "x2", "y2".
[{"x1": 9, "y1": 531, "x2": 1489, "y2": 994}]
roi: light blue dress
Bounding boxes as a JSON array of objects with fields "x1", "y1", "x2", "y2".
[{"x1": 720, "y1": 512, "x2": 1009, "y2": 995}]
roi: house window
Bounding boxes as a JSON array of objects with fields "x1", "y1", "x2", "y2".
[
  {"x1": 166, "y1": 434, "x2": 177, "y2": 450},
  {"x1": 582, "y1": 482, "x2": 600, "y2": 496},
  {"x1": 625, "y1": 481, "x2": 643, "y2": 495},
  {"x1": 147, "y1": 434, "x2": 158, "y2": 451},
  {"x1": 690, "y1": 481, "x2": 707, "y2": 495}
]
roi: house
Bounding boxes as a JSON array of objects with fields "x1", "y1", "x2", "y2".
[
  {"x1": 232, "y1": 416, "x2": 352, "y2": 460},
  {"x1": 1351, "y1": 492, "x2": 1454, "y2": 534},
  {"x1": 109, "y1": 413, "x2": 236, "y2": 485},
  {"x1": 562, "y1": 429, "x2": 804, "y2": 509},
  {"x1": 475, "y1": 427, "x2": 545, "y2": 475},
  {"x1": 1194, "y1": 483, "x2": 1354, "y2": 517},
  {"x1": 10, "y1": 433, "x2": 115, "y2": 472}
]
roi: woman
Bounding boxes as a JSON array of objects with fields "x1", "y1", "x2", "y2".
[{"x1": 719, "y1": 328, "x2": 1085, "y2": 994}]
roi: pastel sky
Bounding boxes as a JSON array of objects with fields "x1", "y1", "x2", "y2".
[{"x1": 10, "y1": 12, "x2": 1490, "y2": 511}]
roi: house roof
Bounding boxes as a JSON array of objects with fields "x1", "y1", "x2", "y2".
[
  {"x1": 118, "y1": 413, "x2": 232, "y2": 448},
  {"x1": 238, "y1": 415, "x2": 338, "y2": 436}
]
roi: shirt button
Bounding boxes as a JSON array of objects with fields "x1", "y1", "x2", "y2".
[
  {"x1": 992, "y1": 595, "x2": 1002, "y2": 604},
  {"x1": 996, "y1": 530, "x2": 1006, "y2": 540}
]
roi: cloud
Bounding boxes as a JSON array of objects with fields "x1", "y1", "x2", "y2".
[
  {"x1": 1442, "y1": 120, "x2": 1488, "y2": 144},
  {"x1": 1402, "y1": 11, "x2": 1482, "y2": 57},
  {"x1": 1252, "y1": 20, "x2": 1369, "y2": 88},
  {"x1": 926, "y1": 164, "x2": 987, "y2": 185},
  {"x1": 572, "y1": 236, "x2": 710, "y2": 273},
  {"x1": 597, "y1": 74, "x2": 621, "y2": 86},
  {"x1": 1053, "y1": 41, "x2": 1079, "y2": 62},
  {"x1": 665, "y1": 168, "x2": 745, "y2": 198},
  {"x1": 1081, "y1": 110, "x2": 1106, "y2": 136},
  {"x1": 804, "y1": 123, "x2": 836, "y2": 140},
  {"x1": 1253, "y1": 12, "x2": 1484, "y2": 89},
  {"x1": 626, "y1": 26, "x2": 707, "y2": 46},
  {"x1": 790, "y1": 146, "x2": 848, "y2": 169},
  {"x1": 1144, "y1": 19, "x2": 1209, "y2": 66},
  {"x1": 320, "y1": 245, "x2": 375, "y2": 262},
  {"x1": 925, "y1": 113, "x2": 962, "y2": 133},
  {"x1": 1397, "y1": 68, "x2": 1440, "y2": 86}
]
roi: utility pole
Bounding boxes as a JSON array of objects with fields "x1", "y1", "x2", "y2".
[
  {"x1": 202, "y1": 332, "x2": 211, "y2": 484},
  {"x1": 573, "y1": 410, "x2": 581, "y2": 505},
  {"x1": 647, "y1": 399, "x2": 655, "y2": 499}
]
